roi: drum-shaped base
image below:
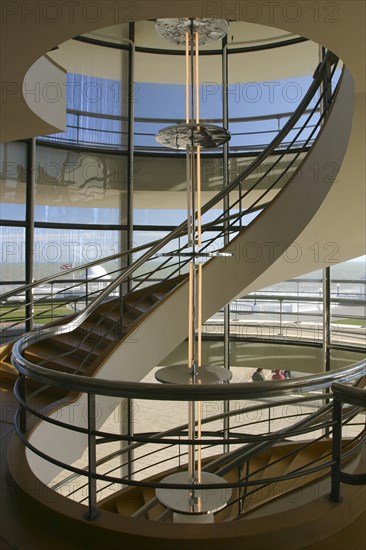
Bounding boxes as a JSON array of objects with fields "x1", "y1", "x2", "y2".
[
  {"x1": 156, "y1": 471, "x2": 232, "y2": 517},
  {"x1": 155, "y1": 364, "x2": 232, "y2": 384}
]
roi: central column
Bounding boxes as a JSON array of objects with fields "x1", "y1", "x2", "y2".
[{"x1": 154, "y1": 17, "x2": 232, "y2": 522}]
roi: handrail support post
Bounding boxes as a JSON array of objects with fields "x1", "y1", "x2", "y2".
[
  {"x1": 18, "y1": 374, "x2": 27, "y2": 433},
  {"x1": 329, "y1": 398, "x2": 343, "y2": 503},
  {"x1": 84, "y1": 392, "x2": 99, "y2": 520}
]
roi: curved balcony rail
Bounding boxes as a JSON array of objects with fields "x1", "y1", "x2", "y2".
[
  {"x1": 38, "y1": 32, "x2": 336, "y2": 154},
  {"x1": 38, "y1": 108, "x2": 321, "y2": 154},
  {"x1": 41, "y1": 33, "x2": 312, "y2": 152},
  {"x1": 12, "y1": 356, "x2": 366, "y2": 521}
]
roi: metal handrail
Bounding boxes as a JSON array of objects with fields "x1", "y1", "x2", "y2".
[
  {"x1": 59, "y1": 107, "x2": 318, "y2": 126},
  {"x1": 0, "y1": 239, "x2": 161, "y2": 302},
  {"x1": 332, "y1": 383, "x2": 366, "y2": 408},
  {"x1": 12, "y1": 353, "x2": 366, "y2": 401},
  {"x1": 50, "y1": 392, "x2": 329, "y2": 491},
  {"x1": 13, "y1": 377, "x2": 365, "y2": 494},
  {"x1": 57, "y1": 398, "x2": 340, "y2": 499}
]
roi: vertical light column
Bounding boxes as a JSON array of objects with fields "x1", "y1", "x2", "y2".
[
  {"x1": 186, "y1": 31, "x2": 193, "y2": 245},
  {"x1": 185, "y1": 24, "x2": 203, "y2": 486},
  {"x1": 154, "y1": 18, "x2": 232, "y2": 520},
  {"x1": 194, "y1": 29, "x2": 202, "y2": 484}
]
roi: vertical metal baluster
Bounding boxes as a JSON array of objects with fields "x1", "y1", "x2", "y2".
[
  {"x1": 178, "y1": 435, "x2": 181, "y2": 468},
  {"x1": 127, "y1": 397, "x2": 134, "y2": 479},
  {"x1": 84, "y1": 393, "x2": 99, "y2": 520},
  {"x1": 85, "y1": 268, "x2": 89, "y2": 308},
  {"x1": 118, "y1": 287, "x2": 124, "y2": 340},
  {"x1": 329, "y1": 398, "x2": 342, "y2": 503},
  {"x1": 239, "y1": 179, "x2": 243, "y2": 229},
  {"x1": 18, "y1": 374, "x2": 27, "y2": 433},
  {"x1": 238, "y1": 464, "x2": 242, "y2": 516}
]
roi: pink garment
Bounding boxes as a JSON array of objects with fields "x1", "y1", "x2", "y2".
[{"x1": 272, "y1": 370, "x2": 285, "y2": 380}]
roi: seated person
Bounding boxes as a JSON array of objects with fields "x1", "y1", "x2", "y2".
[
  {"x1": 272, "y1": 369, "x2": 285, "y2": 380},
  {"x1": 252, "y1": 368, "x2": 265, "y2": 382}
]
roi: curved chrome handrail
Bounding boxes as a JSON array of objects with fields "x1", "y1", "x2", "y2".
[
  {"x1": 12, "y1": 348, "x2": 366, "y2": 400},
  {"x1": 12, "y1": 367, "x2": 366, "y2": 495},
  {"x1": 332, "y1": 382, "x2": 366, "y2": 407}
]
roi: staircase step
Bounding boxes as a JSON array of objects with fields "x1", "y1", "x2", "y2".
[
  {"x1": 24, "y1": 346, "x2": 90, "y2": 374},
  {"x1": 284, "y1": 445, "x2": 323, "y2": 476},
  {"x1": 242, "y1": 445, "x2": 332, "y2": 516},
  {"x1": 123, "y1": 297, "x2": 156, "y2": 315},
  {"x1": 241, "y1": 451, "x2": 272, "y2": 485},
  {"x1": 76, "y1": 321, "x2": 122, "y2": 345},
  {"x1": 121, "y1": 307, "x2": 143, "y2": 326},
  {"x1": 214, "y1": 468, "x2": 241, "y2": 522},
  {"x1": 45, "y1": 334, "x2": 100, "y2": 360},
  {"x1": 115, "y1": 491, "x2": 145, "y2": 516},
  {"x1": 141, "y1": 487, "x2": 166, "y2": 520},
  {"x1": 242, "y1": 447, "x2": 298, "y2": 514},
  {"x1": 3, "y1": 274, "x2": 188, "y2": 402},
  {"x1": 0, "y1": 360, "x2": 19, "y2": 384}
]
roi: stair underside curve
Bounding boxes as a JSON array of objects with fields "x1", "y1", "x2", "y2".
[{"x1": 24, "y1": 67, "x2": 355, "y2": 484}]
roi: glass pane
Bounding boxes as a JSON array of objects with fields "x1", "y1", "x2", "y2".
[
  {"x1": 0, "y1": 226, "x2": 26, "y2": 287},
  {"x1": 33, "y1": 227, "x2": 126, "y2": 280},
  {"x1": 132, "y1": 229, "x2": 173, "y2": 286},
  {"x1": 0, "y1": 142, "x2": 27, "y2": 221},
  {"x1": 330, "y1": 255, "x2": 366, "y2": 348},
  {"x1": 134, "y1": 155, "x2": 224, "y2": 226},
  {"x1": 44, "y1": 39, "x2": 129, "y2": 149},
  {"x1": 35, "y1": 145, "x2": 127, "y2": 225}
]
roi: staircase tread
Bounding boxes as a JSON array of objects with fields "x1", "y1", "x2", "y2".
[
  {"x1": 24, "y1": 347, "x2": 91, "y2": 373},
  {"x1": 284, "y1": 446, "x2": 327, "y2": 476},
  {"x1": 115, "y1": 494, "x2": 145, "y2": 516},
  {"x1": 242, "y1": 444, "x2": 334, "y2": 516},
  {"x1": 142, "y1": 488, "x2": 166, "y2": 520}
]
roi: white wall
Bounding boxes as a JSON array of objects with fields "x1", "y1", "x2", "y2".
[{"x1": 22, "y1": 56, "x2": 66, "y2": 135}]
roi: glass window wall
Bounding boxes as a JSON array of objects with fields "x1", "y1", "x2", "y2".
[{"x1": 223, "y1": 257, "x2": 366, "y2": 350}]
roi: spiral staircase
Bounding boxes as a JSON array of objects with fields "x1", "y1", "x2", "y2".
[{"x1": 1, "y1": 52, "x2": 365, "y2": 550}]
